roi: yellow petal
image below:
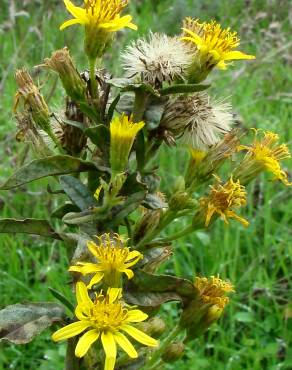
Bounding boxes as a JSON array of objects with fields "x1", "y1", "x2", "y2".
[
  {"x1": 76, "y1": 281, "x2": 93, "y2": 307},
  {"x1": 217, "y1": 60, "x2": 228, "y2": 70},
  {"x1": 101, "y1": 331, "x2": 117, "y2": 370},
  {"x1": 114, "y1": 332, "x2": 138, "y2": 358},
  {"x1": 87, "y1": 241, "x2": 99, "y2": 258},
  {"x1": 125, "y1": 310, "x2": 148, "y2": 323},
  {"x1": 87, "y1": 272, "x2": 104, "y2": 288},
  {"x1": 181, "y1": 28, "x2": 203, "y2": 46},
  {"x1": 99, "y1": 16, "x2": 136, "y2": 32},
  {"x1": 125, "y1": 250, "x2": 143, "y2": 262},
  {"x1": 52, "y1": 321, "x2": 91, "y2": 342},
  {"x1": 63, "y1": 0, "x2": 87, "y2": 21},
  {"x1": 120, "y1": 325, "x2": 158, "y2": 347},
  {"x1": 70, "y1": 262, "x2": 104, "y2": 275},
  {"x1": 119, "y1": 268, "x2": 134, "y2": 279},
  {"x1": 60, "y1": 18, "x2": 84, "y2": 30},
  {"x1": 223, "y1": 50, "x2": 256, "y2": 61},
  {"x1": 107, "y1": 288, "x2": 122, "y2": 304},
  {"x1": 75, "y1": 329, "x2": 100, "y2": 358}
]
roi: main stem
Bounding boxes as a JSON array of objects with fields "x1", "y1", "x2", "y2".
[
  {"x1": 142, "y1": 325, "x2": 182, "y2": 370},
  {"x1": 89, "y1": 57, "x2": 98, "y2": 101}
]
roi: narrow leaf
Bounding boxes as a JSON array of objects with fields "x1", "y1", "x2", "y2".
[
  {"x1": 59, "y1": 175, "x2": 97, "y2": 210},
  {"x1": 49, "y1": 288, "x2": 75, "y2": 314},
  {"x1": 160, "y1": 83, "x2": 210, "y2": 96},
  {"x1": 0, "y1": 156, "x2": 97, "y2": 190},
  {"x1": 0, "y1": 218, "x2": 61, "y2": 239}
]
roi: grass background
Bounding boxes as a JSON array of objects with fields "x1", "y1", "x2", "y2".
[{"x1": 0, "y1": 0, "x2": 292, "y2": 369}]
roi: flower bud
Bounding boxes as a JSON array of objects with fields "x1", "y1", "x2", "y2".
[
  {"x1": 133, "y1": 209, "x2": 161, "y2": 243},
  {"x1": 43, "y1": 48, "x2": 87, "y2": 102},
  {"x1": 162, "y1": 341, "x2": 185, "y2": 363},
  {"x1": 169, "y1": 191, "x2": 196, "y2": 211},
  {"x1": 137, "y1": 317, "x2": 166, "y2": 337}
]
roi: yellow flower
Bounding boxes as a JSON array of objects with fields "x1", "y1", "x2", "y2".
[
  {"x1": 200, "y1": 176, "x2": 248, "y2": 227},
  {"x1": 52, "y1": 282, "x2": 158, "y2": 370},
  {"x1": 181, "y1": 18, "x2": 255, "y2": 82},
  {"x1": 69, "y1": 233, "x2": 143, "y2": 288},
  {"x1": 236, "y1": 129, "x2": 291, "y2": 185},
  {"x1": 60, "y1": 0, "x2": 137, "y2": 59},
  {"x1": 194, "y1": 275, "x2": 234, "y2": 309},
  {"x1": 110, "y1": 114, "x2": 145, "y2": 173}
]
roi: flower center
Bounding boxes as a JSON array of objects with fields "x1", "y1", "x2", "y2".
[{"x1": 90, "y1": 298, "x2": 128, "y2": 331}]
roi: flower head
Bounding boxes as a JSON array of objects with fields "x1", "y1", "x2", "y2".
[
  {"x1": 110, "y1": 114, "x2": 145, "y2": 173},
  {"x1": 235, "y1": 129, "x2": 291, "y2": 185},
  {"x1": 122, "y1": 33, "x2": 192, "y2": 88},
  {"x1": 70, "y1": 233, "x2": 143, "y2": 288},
  {"x1": 181, "y1": 18, "x2": 255, "y2": 82},
  {"x1": 52, "y1": 282, "x2": 158, "y2": 370},
  {"x1": 199, "y1": 176, "x2": 248, "y2": 227},
  {"x1": 160, "y1": 93, "x2": 233, "y2": 149},
  {"x1": 61, "y1": 0, "x2": 137, "y2": 59},
  {"x1": 194, "y1": 275, "x2": 234, "y2": 309}
]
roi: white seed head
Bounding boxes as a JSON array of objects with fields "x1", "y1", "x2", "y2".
[
  {"x1": 122, "y1": 33, "x2": 192, "y2": 88},
  {"x1": 160, "y1": 93, "x2": 234, "y2": 149}
]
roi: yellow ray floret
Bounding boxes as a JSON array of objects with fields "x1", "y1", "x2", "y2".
[
  {"x1": 194, "y1": 275, "x2": 234, "y2": 309},
  {"x1": 52, "y1": 282, "x2": 158, "y2": 370},
  {"x1": 238, "y1": 129, "x2": 291, "y2": 185},
  {"x1": 69, "y1": 233, "x2": 143, "y2": 288},
  {"x1": 181, "y1": 18, "x2": 255, "y2": 70},
  {"x1": 60, "y1": 0, "x2": 137, "y2": 32},
  {"x1": 200, "y1": 176, "x2": 248, "y2": 227}
]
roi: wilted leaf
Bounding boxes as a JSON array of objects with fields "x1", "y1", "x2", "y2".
[
  {"x1": 140, "y1": 246, "x2": 172, "y2": 273},
  {"x1": 0, "y1": 218, "x2": 61, "y2": 239},
  {"x1": 0, "y1": 303, "x2": 65, "y2": 344},
  {"x1": 160, "y1": 83, "x2": 210, "y2": 96},
  {"x1": 143, "y1": 193, "x2": 168, "y2": 210},
  {"x1": 124, "y1": 291, "x2": 181, "y2": 307},
  {"x1": 0, "y1": 156, "x2": 97, "y2": 190},
  {"x1": 59, "y1": 175, "x2": 97, "y2": 211}
]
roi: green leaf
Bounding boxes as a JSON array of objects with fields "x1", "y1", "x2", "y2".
[
  {"x1": 125, "y1": 270, "x2": 196, "y2": 306},
  {"x1": 108, "y1": 78, "x2": 160, "y2": 97},
  {"x1": 0, "y1": 218, "x2": 61, "y2": 239},
  {"x1": 84, "y1": 125, "x2": 110, "y2": 147},
  {"x1": 51, "y1": 203, "x2": 80, "y2": 219},
  {"x1": 145, "y1": 101, "x2": 166, "y2": 130},
  {"x1": 108, "y1": 191, "x2": 146, "y2": 227},
  {"x1": 49, "y1": 288, "x2": 75, "y2": 314},
  {"x1": 0, "y1": 303, "x2": 65, "y2": 344},
  {"x1": 160, "y1": 83, "x2": 210, "y2": 96},
  {"x1": 107, "y1": 94, "x2": 120, "y2": 123},
  {"x1": 59, "y1": 175, "x2": 97, "y2": 210},
  {"x1": 0, "y1": 156, "x2": 97, "y2": 190},
  {"x1": 62, "y1": 210, "x2": 97, "y2": 225},
  {"x1": 124, "y1": 291, "x2": 181, "y2": 307}
]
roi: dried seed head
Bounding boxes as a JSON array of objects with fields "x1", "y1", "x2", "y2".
[
  {"x1": 160, "y1": 93, "x2": 234, "y2": 149},
  {"x1": 122, "y1": 33, "x2": 192, "y2": 88}
]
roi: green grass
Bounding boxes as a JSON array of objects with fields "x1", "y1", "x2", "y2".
[{"x1": 1, "y1": 0, "x2": 292, "y2": 369}]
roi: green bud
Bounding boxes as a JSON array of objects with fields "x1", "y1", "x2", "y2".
[{"x1": 162, "y1": 341, "x2": 185, "y2": 363}]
